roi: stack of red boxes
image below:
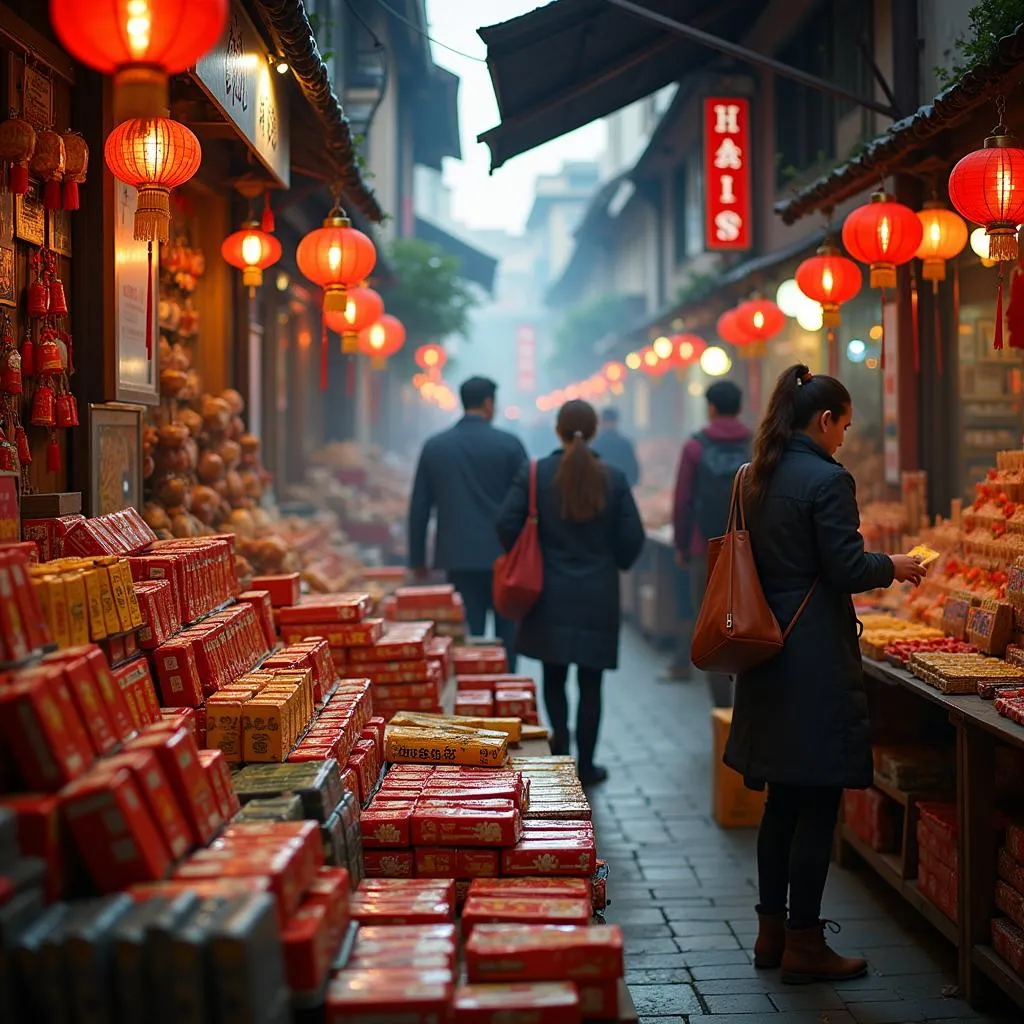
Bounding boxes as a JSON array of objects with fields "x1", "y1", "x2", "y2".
[
  {"x1": 276, "y1": 593, "x2": 379, "y2": 671},
  {"x1": 455, "y1": 673, "x2": 540, "y2": 724},
  {"x1": 994, "y1": 820, "x2": 1024, "y2": 975},
  {"x1": 917, "y1": 801, "x2": 958, "y2": 922},
  {"x1": 390, "y1": 584, "x2": 467, "y2": 641},
  {"x1": 464, "y1": 923, "x2": 625, "y2": 1021},
  {"x1": 843, "y1": 787, "x2": 899, "y2": 852},
  {"x1": 130, "y1": 536, "x2": 239, "y2": 624},
  {"x1": 0, "y1": 546, "x2": 51, "y2": 663}
]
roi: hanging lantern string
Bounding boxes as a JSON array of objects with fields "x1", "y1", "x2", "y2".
[{"x1": 145, "y1": 243, "x2": 153, "y2": 362}]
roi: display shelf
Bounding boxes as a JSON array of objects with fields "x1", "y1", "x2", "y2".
[
  {"x1": 840, "y1": 825, "x2": 959, "y2": 946},
  {"x1": 972, "y1": 945, "x2": 1024, "y2": 1009}
]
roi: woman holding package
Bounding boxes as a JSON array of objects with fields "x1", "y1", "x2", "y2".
[
  {"x1": 496, "y1": 399, "x2": 644, "y2": 785},
  {"x1": 724, "y1": 364, "x2": 926, "y2": 985}
]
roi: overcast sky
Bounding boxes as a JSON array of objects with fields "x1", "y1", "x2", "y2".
[{"x1": 424, "y1": 0, "x2": 606, "y2": 235}]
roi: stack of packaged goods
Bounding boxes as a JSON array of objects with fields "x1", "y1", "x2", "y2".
[
  {"x1": 916, "y1": 801, "x2": 958, "y2": 922},
  {"x1": 0, "y1": 545, "x2": 52, "y2": 665},
  {"x1": 842, "y1": 789, "x2": 898, "y2": 853},
  {"x1": 385, "y1": 583, "x2": 467, "y2": 641},
  {"x1": 994, "y1": 822, "x2": 1024, "y2": 976},
  {"x1": 455, "y1": 672, "x2": 540, "y2": 724}
]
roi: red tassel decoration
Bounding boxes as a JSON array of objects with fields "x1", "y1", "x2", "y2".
[
  {"x1": 9, "y1": 164, "x2": 27, "y2": 195},
  {"x1": 995, "y1": 266, "x2": 1005, "y2": 350},
  {"x1": 910, "y1": 274, "x2": 920, "y2": 374},
  {"x1": 63, "y1": 178, "x2": 79, "y2": 211},
  {"x1": 261, "y1": 190, "x2": 275, "y2": 234},
  {"x1": 20, "y1": 336, "x2": 33, "y2": 377},
  {"x1": 43, "y1": 180, "x2": 61, "y2": 210},
  {"x1": 320, "y1": 318, "x2": 328, "y2": 391},
  {"x1": 67, "y1": 394, "x2": 78, "y2": 426},
  {"x1": 46, "y1": 436, "x2": 60, "y2": 473},
  {"x1": 14, "y1": 426, "x2": 30, "y2": 465}
]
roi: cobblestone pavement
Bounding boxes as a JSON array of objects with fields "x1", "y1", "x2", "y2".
[{"x1": 530, "y1": 629, "x2": 1016, "y2": 1023}]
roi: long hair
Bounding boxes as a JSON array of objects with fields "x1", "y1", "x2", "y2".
[
  {"x1": 748, "y1": 364, "x2": 851, "y2": 507},
  {"x1": 554, "y1": 400, "x2": 607, "y2": 523}
]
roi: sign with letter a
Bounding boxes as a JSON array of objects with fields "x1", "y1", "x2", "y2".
[{"x1": 703, "y1": 97, "x2": 752, "y2": 251}]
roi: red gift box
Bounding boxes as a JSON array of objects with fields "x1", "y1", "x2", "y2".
[
  {"x1": 453, "y1": 982, "x2": 580, "y2": 1024},
  {"x1": 412, "y1": 803, "x2": 521, "y2": 847},
  {"x1": 282, "y1": 902, "x2": 334, "y2": 994},
  {"x1": 465, "y1": 923, "x2": 623, "y2": 982},
  {"x1": 364, "y1": 849, "x2": 415, "y2": 878},
  {"x1": 325, "y1": 970, "x2": 453, "y2": 1022},
  {"x1": 461, "y1": 896, "x2": 592, "y2": 936}
]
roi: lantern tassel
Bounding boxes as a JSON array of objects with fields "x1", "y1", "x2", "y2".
[
  {"x1": 995, "y1": 266, "x2": 1005, "y2": 351},
  {"x1": 8, "y1": 163, "x2": 27, "y2": 195},
  {"x1": 261, "y1": 190, "x2": 275, "y2": 234},
  {"x1": 320, "y1": 318, "x2": 328, "y2": 391},
  {"x1": 145, "y1": 243, "x2": 153, "y2": 362},
  {"x1": 63, "y1": 178, "x2": 79, "y2": 211},
  {"x1": 43, "y1": 179, "x2": 61, "y2": 211},
  {"x1": 933, "y1": 284, "x2": 943, "y2": 375},
  {"x1": 910, "y1": 275, "x2": 920, "y2": 374}
]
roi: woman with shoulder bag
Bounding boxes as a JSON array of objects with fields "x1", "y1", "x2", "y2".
[
  {"x1": 496, "y1": 399, "x2": 645, "y2": 785},
  {"x1": 724, "y1": 364, "x2": 926, "y2": 984}
]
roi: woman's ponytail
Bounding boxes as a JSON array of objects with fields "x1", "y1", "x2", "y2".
[
  {"x1": 747, "y1": 364, "x2": 851, "y2": 507},
  {"x1": 554, "y1": 400, "x2": 607, "y2": 523}
]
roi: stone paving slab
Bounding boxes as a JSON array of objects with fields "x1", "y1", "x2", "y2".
[{"x1": 539, "y1": 629, "x2": 1017, "y2": 1022}]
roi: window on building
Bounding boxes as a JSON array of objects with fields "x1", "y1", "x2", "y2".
[
  {"x1": 774, "y1": 0, "x2": 871, "y2": 188},
  {"x1": 672, "y1": 164, "x2": 688, "y2": 264}
]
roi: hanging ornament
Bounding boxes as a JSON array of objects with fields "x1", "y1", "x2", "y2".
[
  {"x1": 28, "y1": 254, "x2": 49, "y2": 318},
  {"x1": 357, "y1": 314, "x2": 406, "y2": 370},
  {"x1": 670, "y1": 333, "x2": 707, "y2": 369},
  {"x1": 716, "y1": 308, "x2": 755, "y2": 347},
  {"x1": 0, "y1": 430, "x2": 15, "y2": 473},
  {"x1": 49, "y1": 0, "x2": 229, "y2": 122},
  {"x1": 325, "y1": 284, "x2": 384, "y2": 354},
  {"x1": 36, "y1": 328, "x2": 63, "y2": 375},
  {"x1": 0, "y1": 117, "x2": 35, "y2": 194},
  {"x1": 46, "y1": 432, "x2": 60, "y2": 473},
  {"x1": 221, "y1": 220, "x2": 282, "y2": 296},
  {"x1": 842, "y1": 192, "x2": 923, "y2": 289},
  {"x1": 1, "y1": 350, "x2": 21, "y2": 395},
  {"x1": 914, "y1": 200, "x2": 968, "y2": 284},
  {"x1": 14, "y1": 426, "x2": 29, "y2": 466},
  {"x1": 795, "y1": 243, "x2": 863, "y2": 327},
  {"x1": 734, "y1": 299, "x2": 786, "y2": 344},
  {"x1": 30, "y1": 384, "x2": 55, "y2": 427},
  {"x1": 31, "y1": 130, "x2": 65, "y2": 210},
  {"x1": 296, "y1": 206, "x2": 377, "y2": 314},
  {"x1": 62, "y1": 131, "x2": 89, "y2": 210},
  {"x1": 413, "y1": 343, "x2": 448, "y2": 373},
  {"x1": 261, "y1": 189, "x2": 275, "y2": 234},
  {"x1": 19, "y1": 331, "x2": 34, "y2": 377},
  {"x1": 638, "y1": 346, "x2": 672, "y2": 378}
]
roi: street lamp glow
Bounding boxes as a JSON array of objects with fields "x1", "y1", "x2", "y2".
[
  {"x1": 687, "y1": 381, "x2": 703, "y2": 397},
  {"x1": 700, "y1": 346, "x2": 731, "y2": 377},
  {"x1": 625, "y1": 351, "x2": 642, "y2": 370},
  {"x1": 776, "y1": 278, "x2": 804, "y2": 317}
]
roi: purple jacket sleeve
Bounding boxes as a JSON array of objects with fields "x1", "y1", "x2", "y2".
[{"x1": 673, "y1": 437, "x2": 701, "y2": 556}]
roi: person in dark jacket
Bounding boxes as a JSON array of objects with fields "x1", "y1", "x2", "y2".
[
  {"x1": 409, "y1": 376, "x2": 527, "y2": 661},
  {"x1": 591, "y1": 408, "x2": 640, "y2": 487},
  {"x1": 496, "y1": 400, "x2": 645, "y2": 785},
  {"x1": 723, "y1": 364, "x2": 926, "y2": 985},
  {"x1": 671, "y1": 381, "x2": 751, "y2": 696}
]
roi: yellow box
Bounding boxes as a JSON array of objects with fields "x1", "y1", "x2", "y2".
[
  {"x1": 94, "y1": 566, "x2": 121, "y2": 637},
  {"x1": 64, "y1": 572, "x2": 90, "y2": 647},
  {"x1": 46, "y1": 577, "x2": 72, "y2": 649},
  {"x1": 242, "y1": 697, "x2": 285, "y2": 762},
  {"x1": 384, "y1": 723, "x2": 508, "y2": 767},
  {"x1": 105, "y1": 564, "x2": 134, "y2": 633},
  {"x1": 81, "y1": 569, "x2": 108, "y2": 640},
  {"x1": 206, "y1": 694, "x2": 248, "y2": 761},
  {"x1": 711, "y1": 708, "x2": 765, "y2": 829},
  {"x1": 117, "y1": 560, "x2": 145, "y2": 628}
]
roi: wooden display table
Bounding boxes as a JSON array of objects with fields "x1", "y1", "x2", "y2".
[{"x1": 850, "y1": 657, "x2": 1024, "y2": 1010}]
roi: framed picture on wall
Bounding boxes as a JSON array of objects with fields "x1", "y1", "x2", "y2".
[
  {"x1": 87, "y1": 403, "x2": 143, "y2": 516},
  {"x1": 15, "y1": 179, "x2": 45, "y2": 246},
  {"x1": 0, "y1": 247, "x2": 15, "y2": 307},
  {"x1": 48, "y1": 208, "x2": 71, "y2": 257}
]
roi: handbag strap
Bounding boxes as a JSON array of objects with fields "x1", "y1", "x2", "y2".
[
  {"x1": 527, "y1": 460, "x2": 538, "y2": 520},
  {"x1": 781, "y1": 579, "x2": 818, "y2": 641}
]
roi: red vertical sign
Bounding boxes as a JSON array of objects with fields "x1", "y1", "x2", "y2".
[
  {"x1": 703, "y1": 97, "x2": 752, "y2": 251},
  {"x1": 516, "y1": 325, "x2": 536, "y2": 393}
]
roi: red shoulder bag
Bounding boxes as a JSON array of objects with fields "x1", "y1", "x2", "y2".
[{"x1": 493, "y1": 461, "x2": 543, "y2": 620}]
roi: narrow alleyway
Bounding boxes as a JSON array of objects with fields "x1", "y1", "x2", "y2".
[{"x1": 548, "y1": 629, "x2": 1015, "y2": 1023}]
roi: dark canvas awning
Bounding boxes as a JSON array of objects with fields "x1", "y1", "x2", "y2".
[
  {"x1": 414, "y1": 216, "x2": 498, "y2": 294},
  {"x1": 476, "y1": 0, "x2": 769, "y2": 171}
]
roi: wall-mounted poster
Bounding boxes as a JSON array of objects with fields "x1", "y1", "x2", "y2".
[
  {"x1": 15, "y1": 179, "x2": 45, "y2": 246},
  {"x1": 88, "y1": 403, "x2": 143, "y2": 516},
  {"x1": 114, "y1": 179, "x2": 158, "y2": 405},
  {"x1": 0, "y1": 247, "x2": 15, "y2": 307},
  {"x1": 48, "y1": 208, "x2": 71, "y2": 257}
]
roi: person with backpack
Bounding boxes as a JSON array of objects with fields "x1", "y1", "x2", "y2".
[{"x1": 671, "y1": 380, "x2": 751, "y2": 703}]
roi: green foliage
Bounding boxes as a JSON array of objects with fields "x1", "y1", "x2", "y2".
[
  {"x1": 551, "y1": 292, "x2": 636, "y2": 376},
  {"x1": 378, "y1": 239, "x2": 477, "y2": 362},
  {"x1": 935, "y1": 0, "x2": 1024, "y2": 87}
]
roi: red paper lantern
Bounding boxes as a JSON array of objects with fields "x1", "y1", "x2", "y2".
[
  {"x1": 50, "y1": 0, "x2": 229, "y2": 121},
  {"x1": 734, "y1": 299, "x2": 786, "y2": 343},
  {"x1": 949, "y1": 129, "x2": 1024, "y2": 264},
  {"x1": 639, "y1": 346, "x2": 671, "y2": 377},
  {"x1": 325, "y1": 284, "x2": 384, "y2": 353},
  {"x1": 62, "y1": 131, "x2": 89, "y2": 211},
  {"x1": 841, "y1": 192, "x2": 923, "y2": 289},
  {"x1": 414, "y1": 343, "x2": 447, "y2": 372},
  {"x1": 358, "y1": 314, "x2": 406, "y2": 369},
  {"x1": 795, "y1": 244, "x2": 863, "y2": 327},
  {"x1": 0, "y1": 117, "x2": 35, "y2": 194},
  {"x1": 104, "y1": 117, "x2": 201, "y2": 242},
  {"x1": 914, "y1": 202, "x2": 968, "y2": 283},
  {"x1": 221, "y1": 221, "x2": 282, "y2": 295},
  {"x1": 716, "y1": 308, "x2": 755, "y2": 346},
  {"x1": 670, "y1": 333, "x2": 707, "y2": 367},
  {"x1": 296, "y1": 213, "x2": 377, "y2": 314}
]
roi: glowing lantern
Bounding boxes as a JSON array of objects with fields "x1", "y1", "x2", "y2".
[
  {"x1": 735, "y1": 299, "x2": 786, "y2": 343},
  {"x1": 700, "y1": 346, "x2": 731, "y2": 377},
  {"x1": 651, "y1": 335, "x2": 673, "y2": 360},
  {"x1": 358, "y1": 314, "x2": 406, "y2": 369},
  {"x1": 624, "y1": 352, "x2": 642, "y2": 371},
  {"x1": 841, "y1": 192, "x2": 923, "y2": 289},
  {"x1": 948, "y1": 118, "x2": 1024, "y2": 264},
  {"x1": 414, "y1": 343, "x2": 448, "y2": 372},
  {"x1": 914, "y1": 201, "x2": 968, "y2": 283},
  {"x1": 640, "y1": 346, "x2": 672, "y2": 378},
  {"x1": 50, "y1": 0, "x2": 229, "y2": 121},
  {"x1": 221, "y1": 221, "x2": 282, "y2": 296},
  {"x1": 602, "y1": 361, "x2": 625, "y2": 382},
  {"x1": 794, "y1": 244, "x2": 863, "y2": 327},
  {"x1": 0, "y1": 117, "x2": 35, "y2": 195},
  {"x1": 671, "y1": 333, "x2": 707, "y2": 368},
  {"x1": 296, "y1": 211, "x2": 376, "y2": 314},
  {"x1": 103, "y1": 117, "x2": 201, "y2": 242},
  {"x1": 62, "y1": 131, "x2": 89, "y2": 210},
  {"x1": 716, "y1": 308, "x2": 754, "y2": 346},
  {"x1": 324, "y1": 284, "x2": 384, "y2": 353}
]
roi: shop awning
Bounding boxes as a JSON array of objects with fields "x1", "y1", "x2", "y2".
[
  {"x1": 253, "y1": 0, "x2": 385, "y2": 222},
  {"x1": 775, "y1": 21, "x2": 1024, "y2": 226},
  {"x1": 414, "y1": 216, "x2": 498, "y2": 294},
  {"x1": 476, "y1": 0, "x2": 769, "y2": 171},
  {"x1": 414, "y1": 65, "x2": 461, "y2": 171}
]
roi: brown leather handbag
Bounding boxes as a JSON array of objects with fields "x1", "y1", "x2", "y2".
[{"x1": 691, "y1": 464, "x2": 817, "y2": 675}]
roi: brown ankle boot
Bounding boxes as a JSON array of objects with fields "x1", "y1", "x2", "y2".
[
  {"x1": 753, "y1": 906, "x2": 786, "y2": 969},
  {"x1": 780, "y1": 921, "x2": 867, "y2": 984}
]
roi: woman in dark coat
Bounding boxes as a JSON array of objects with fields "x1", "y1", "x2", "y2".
[
  {"x1": 496, "y1": 399, "x2": 645, "y2": 784},
  {"x1": 723, "y1": 365, "x2": 925, "y2": 985}
]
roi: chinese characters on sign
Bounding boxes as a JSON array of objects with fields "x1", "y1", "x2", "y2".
[
  {"x1": 516, "y1": 326, "x2": 536, "y2": 394},
  {"x1": 702, "y1": 97, "x2": 752, "y2": 252}
]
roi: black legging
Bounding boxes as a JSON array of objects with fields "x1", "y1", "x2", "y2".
[
  {"x1": 542, "y1": 663, "x2": 602, "y2": 769},
  {"x1": 757, "y1": 783, "x2": 843, "y2": 928}
]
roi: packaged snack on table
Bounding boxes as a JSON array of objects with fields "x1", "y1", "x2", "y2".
[
  {"x1": 454, "y1": 647, "x2": 508, "y2": 676},
  {"x1": 391, "y1": 711, "x2": 524, "y2": 744},
  {"x1": 384, "y1": 721, "x2": 508, "y2": 768},
  {"x1": 325, "y1": 969, "x2": 454, "y2": 1023},
  {"x1": 279, "y1": 592, "x2": 373, "y2": 625},
  {"x1": 501, "y1": 836, "x2": 597, "y2": 876},
  {"x1": 465, "y1": 923, "x2": 624, "y2": 982},
  {"x1": 461, "y1": 895, "x2": 592, "y2": 936},
  {"x1": 360, "y1": 804, "x2": 414, "y2": 847},
  {"x1": 453, "y1": 981, "x2": 581, "y2": 1023}
]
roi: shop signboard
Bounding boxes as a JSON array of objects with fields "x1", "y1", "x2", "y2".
[
  {"x1": 702, "y1": 97, "x2": 752, "y2": 252},
  {"x1": 193, "y1": 3, "x2": 291, "y2": 187},
  {"x1": 113, "y1": 181, "x2": 158, "y2": 405},
  {"x1": 516, "y1": 325, "x2": 536, "y2": 393}
]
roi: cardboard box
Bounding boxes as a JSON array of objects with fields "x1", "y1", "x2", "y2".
[{"x1": 711, "y1": 708, "x2": 765, "y2": 829}]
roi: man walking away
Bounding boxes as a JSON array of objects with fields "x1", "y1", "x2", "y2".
[
  {"x1": 672, "y1": 380, "x2": 751, "y2": 705},
  {"x1": 408, "y1": 376, "x2": 527, "y2": 665},
  {"x1": 591, "y1": 408, "x2": 640, "y2": 488}
]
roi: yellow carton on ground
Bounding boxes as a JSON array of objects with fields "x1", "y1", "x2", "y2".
[{"x1": 711, "y1": 708, "x2": 766, "y2": 829}]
